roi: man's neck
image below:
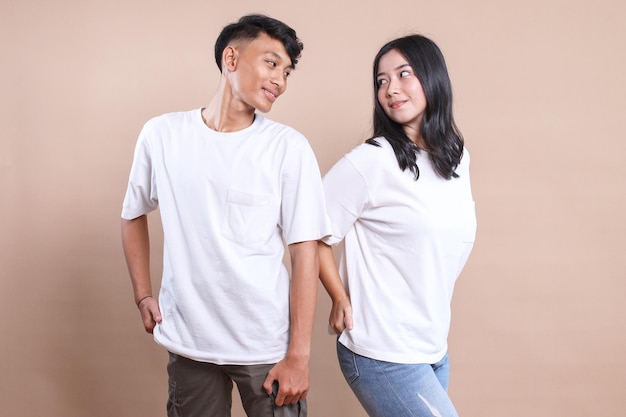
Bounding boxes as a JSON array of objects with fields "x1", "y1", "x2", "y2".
[{"x1": 202, "y1": 82, "x2": 256, "y2": 133}]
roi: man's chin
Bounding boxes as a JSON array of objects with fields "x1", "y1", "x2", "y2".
[{"x1": 255, "y1": 105, "x2": 272, "y2": 114}]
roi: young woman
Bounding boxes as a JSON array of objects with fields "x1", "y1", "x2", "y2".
[{"x1": 319, "y1": 34, "x2": 476, "y2": 417}]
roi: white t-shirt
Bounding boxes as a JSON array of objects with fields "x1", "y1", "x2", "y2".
[
  {"x1": 122, "y1": 109, "x2": 330, "y2": 365},
  {"x1": 323, "y1": 137, "x2": 476, "y2": 364}
]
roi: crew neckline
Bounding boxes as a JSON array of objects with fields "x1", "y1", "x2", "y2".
[{"x1": 195, "y1": 108, "x2": 262, "y2": 137}]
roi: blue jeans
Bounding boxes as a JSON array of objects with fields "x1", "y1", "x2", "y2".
[{"x1": 337, "y1": 341, "x2": 459, "y2": 417}]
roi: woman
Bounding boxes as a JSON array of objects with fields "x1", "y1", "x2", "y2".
[{"x1": 319, "y1": 34, "x2": 476, "y2": 417}]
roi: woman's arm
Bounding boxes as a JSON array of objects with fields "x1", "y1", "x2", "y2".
[{"x1": 318, "y1": 241, "x2": 353, "y2": 334}]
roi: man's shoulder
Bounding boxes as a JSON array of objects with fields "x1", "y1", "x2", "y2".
[
  {"x1": 255, "y1": 114, "x2": 306, "y2": 142},
  {"x1": 136, "y1": 109, "x2": 199, "y2": 145},
  {"x1": 144, "y1": 109, "x2": 196, "y2": 128}
]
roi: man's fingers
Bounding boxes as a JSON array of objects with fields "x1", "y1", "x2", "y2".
[
  {"x1": 262, "y1": 374, "x2": 276, "y2": 396},
  {"x1": 275, "y1": 388, "x2": 304, "y2": 406}
]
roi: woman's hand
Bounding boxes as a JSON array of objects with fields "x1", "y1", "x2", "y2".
[{"x1": 329, "y1": 295, "x2": 353, "y2": 334}]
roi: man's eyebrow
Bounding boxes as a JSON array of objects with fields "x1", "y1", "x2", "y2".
[{"x1": 266, "y1": 51, "x2": 293, "y2": 69}]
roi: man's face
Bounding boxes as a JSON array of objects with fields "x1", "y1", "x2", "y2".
[{"x1": 228, "y1": 32, "x2": 293, "y2": 113}]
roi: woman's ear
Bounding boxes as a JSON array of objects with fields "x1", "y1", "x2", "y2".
[{"x1": 222, "y1": 45, "x2": 238, "y2": 72}]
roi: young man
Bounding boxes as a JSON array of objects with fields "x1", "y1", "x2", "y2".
[{"x1": 121, "y1": 14, "x2": 329, "y2": 417}]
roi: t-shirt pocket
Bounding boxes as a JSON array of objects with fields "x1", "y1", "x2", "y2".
[{"x1": 221, "y1": 189, "x2": 278, "y2": 245}]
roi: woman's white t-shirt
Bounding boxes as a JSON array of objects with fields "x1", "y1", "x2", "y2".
[{"x1": 322, "y1": 137, "x2": 476, "y2": 364}]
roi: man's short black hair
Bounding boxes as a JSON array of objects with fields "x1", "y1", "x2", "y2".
[{"x1": 214, "y1": 14, "x2": 303, "y2": 71}]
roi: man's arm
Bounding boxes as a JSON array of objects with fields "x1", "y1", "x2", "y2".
[
  {"x1": 263, "y1": 240, "x2": 318, "y2": 406},
  {"x1": 121, "y1": 215, "x2": 162, "y2": 333}
]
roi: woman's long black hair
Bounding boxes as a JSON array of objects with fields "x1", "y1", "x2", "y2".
[{"x1": 367, "y1": 34, "x2": 464, "y2": 180}]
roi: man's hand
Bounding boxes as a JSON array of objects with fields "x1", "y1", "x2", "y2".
[
  {"x1": 137, "y1": 296, "x2": 162, "y2": 333},
  {"x1": 262, "y1": 355, "x2": 310, "y2": 406}
]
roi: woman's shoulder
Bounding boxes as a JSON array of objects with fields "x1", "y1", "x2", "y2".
[
  {"x1": 345, "y1": 136, "x2": 393, "y2": 161},
  {"x1": 336, "y1": 137, "x2": 396, "y2": 177}
]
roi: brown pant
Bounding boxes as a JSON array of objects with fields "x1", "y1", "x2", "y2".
[{"x1": 166, "y1": 352, "x2": 307, "y2": 417}]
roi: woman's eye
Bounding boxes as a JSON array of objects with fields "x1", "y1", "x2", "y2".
[
  {"x1": 400, "y1": 70, "x2": 410, "y2": 77},
  {"x1": 377, "y1": 78, "x2": 388, "y2": 86}
]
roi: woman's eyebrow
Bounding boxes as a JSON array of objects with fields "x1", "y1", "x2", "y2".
[{"x1": 376, "y1": 64, "x2": 411, "y2": 77}]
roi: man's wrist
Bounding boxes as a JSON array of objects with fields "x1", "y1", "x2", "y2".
[{"x1": 136, "y1": 295, "x2": 153, "y2": 308}]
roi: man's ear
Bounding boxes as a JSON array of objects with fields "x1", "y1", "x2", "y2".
[{"x1": 222, "y1": 45, "x2": 238, "y2": 72}]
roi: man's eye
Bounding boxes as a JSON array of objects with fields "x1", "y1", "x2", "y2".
[
  {"x1": 267, "y1": 61, "x2": 276, "y2": 67},
  {"x1": 284, "y1": 71, "x2": 292, "y2": 78}
]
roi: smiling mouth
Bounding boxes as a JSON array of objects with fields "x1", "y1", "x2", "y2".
[
  {"x1": 263, "y1": 88, "x2": 278, "y2": 101},
  {"x1": 389, "y1": 100, "x2": 405, "y2": 109}
]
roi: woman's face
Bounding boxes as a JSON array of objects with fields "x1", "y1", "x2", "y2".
[{"x1": 376, "y1": 49, "x2": 427, "y2": 139}]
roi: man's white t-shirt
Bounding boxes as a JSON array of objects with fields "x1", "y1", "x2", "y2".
[
  {"x1": 122, "y1": 109, "x2": 329, "y2": 365},
  {"x1": 322, "y1": 137, "x2": 476, "y2": 364}
]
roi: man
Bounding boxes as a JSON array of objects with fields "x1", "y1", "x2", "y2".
[{"x1": 121, "y1": 14, "x2": 329, "y2": 417}]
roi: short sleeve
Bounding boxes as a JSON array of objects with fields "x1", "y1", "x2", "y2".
[
  {"x1": 121, "y1": 124, "x2": 159, "y2": 219},
  {"x1": 279, "y1": 139, "x2": 330, "y2": 245},
  {"x1": 322, "y1": 156, "x2": 368, "y2": 246}
]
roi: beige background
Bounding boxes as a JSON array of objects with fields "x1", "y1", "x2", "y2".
[{"x1": 1, "y1": 0, "x2": 625, "y2": 416}]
